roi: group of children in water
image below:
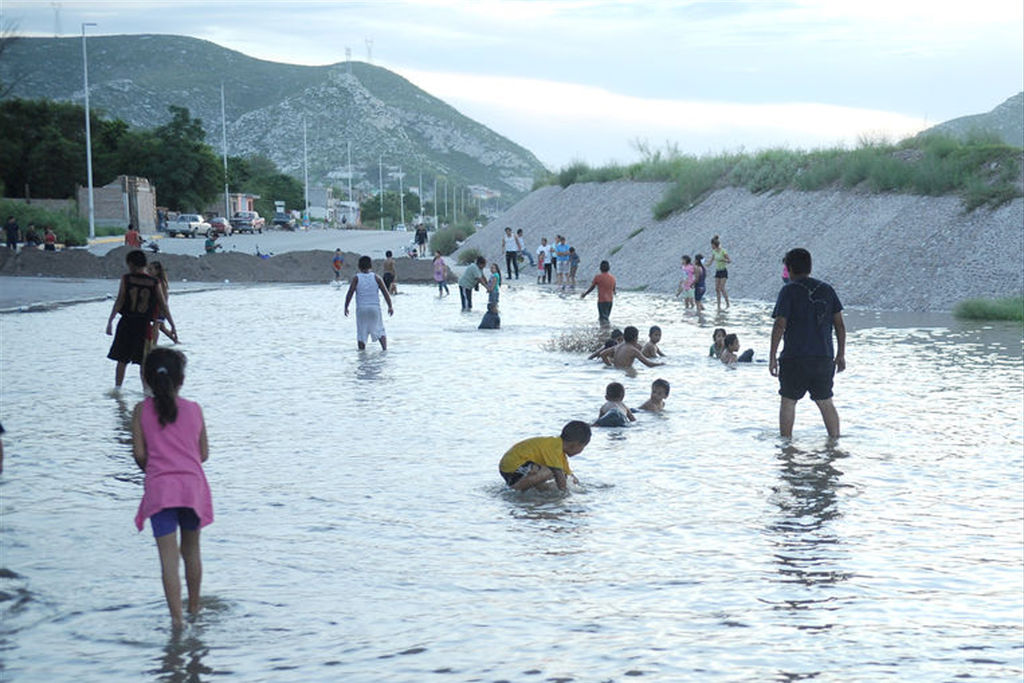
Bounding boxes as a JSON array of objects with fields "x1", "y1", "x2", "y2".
[{"x1": 110, "y1": 235, "x2": 747, "y2": 627}]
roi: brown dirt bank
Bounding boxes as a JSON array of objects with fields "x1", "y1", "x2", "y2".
[{"x1": 0, "y1": 247, "x2": 442, "y2": 284}]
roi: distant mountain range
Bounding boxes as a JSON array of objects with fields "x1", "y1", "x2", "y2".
[
  {"x1": 0, "y1": 34, "x2": 547, "y2": 202},
  {"x1": 920, "y1": 92, "x2": 1023, "y2": 148}
]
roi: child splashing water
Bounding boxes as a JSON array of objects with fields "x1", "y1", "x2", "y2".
[{"x1": 132, "y1": 348, "x2": 213, "y2": 628}]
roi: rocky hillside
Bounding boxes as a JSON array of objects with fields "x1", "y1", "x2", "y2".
[
  {"x1": 459, "y1": 182, "x2": 1023, "y2": 312},
  {"x1": 0, "y1": 35, "x2": 546, "y2": 199},
  {"x1": 920, "y1": 92, "x2": 1023, "y2": 148}
]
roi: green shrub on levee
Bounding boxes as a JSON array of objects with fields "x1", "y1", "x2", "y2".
[
  {"x1": 457, "y1": 247, "x2": 482, "y2": 266},
  {"x1": 953, "y1": 297, "x2": 1024, "y2": 322}
]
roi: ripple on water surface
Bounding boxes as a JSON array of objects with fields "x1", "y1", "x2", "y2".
[{"x1": 1, "y1": 283, "x2": 1021, "y2": 680}]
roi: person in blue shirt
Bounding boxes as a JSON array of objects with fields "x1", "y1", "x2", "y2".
[{"x1": 769, "y1": 248, "x2": 846, "y2": 439}]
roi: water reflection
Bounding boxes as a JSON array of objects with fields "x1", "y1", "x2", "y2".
[
  {"x1": 151, "y1": 627, "x2": 214, "y2": 683},
  {"x1": 768, "y1": 444, "x2": 852, "y2": 589}
]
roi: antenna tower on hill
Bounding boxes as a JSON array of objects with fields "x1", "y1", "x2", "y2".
[
  {"x1": 345, "y1": 47, "x2": 351, "y2": 74},
  {"x1": 51, "y1": 2, "x2": 62, "y2": 36},
  {"x1": 365, "y1": 37, "x2": 373, "y2": 63}
]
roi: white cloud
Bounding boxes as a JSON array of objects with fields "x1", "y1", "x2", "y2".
[{"x1": 397, "y1": 68, "x2": 930, "y2": 167}]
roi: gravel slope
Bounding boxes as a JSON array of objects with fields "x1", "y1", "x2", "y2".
[{"x1": 457, "y1": 182, "x2": 1024, "y2": 311}]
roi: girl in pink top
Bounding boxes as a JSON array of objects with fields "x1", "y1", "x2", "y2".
[{"x1": 132, "y1": 347, "x2": 213, "y2": 627}]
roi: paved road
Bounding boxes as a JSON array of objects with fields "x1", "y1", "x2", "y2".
[{"x1": 89, "y1": 227, "x2": 419, "y2": 259}]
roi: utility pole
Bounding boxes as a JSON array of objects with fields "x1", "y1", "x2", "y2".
[
  {"x1": 378, "y1": 155, "x2": 384, "y2": 231},
  {"x1": 221, "y1": 82, "x2": 230, "y2": 218},
  {"x1": 433, "y1": 176, "x2": 438, "y2": 229},
  {"x1": 81, "y1": 22, "x2": 97, "y2": 240},
  {"x1": 398, "y1": 166, "x2": 404, "y2": 226},
  {"x1": 346, "y1": 141, "x2": 353, "y2": 202},
  {"x1": 303, "y1": 116, "x2": 309, "y2": 223}
]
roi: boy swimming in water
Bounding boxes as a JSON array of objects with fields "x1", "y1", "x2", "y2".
[
  {"x1": 641, "y1": 325, "x2": 666, "y2": 359},
  {"x1": 599, "y1": 326, "x2": 663, "y2": 371},
  {"x1": 594, "y1": 382, "x2": 636, "y2": 427},
  {"x1": 638, "y1": 378, "x2": 670, "y2": 412},
  {"x1": 498, "y1": 420, "x2": 592, "y2": 492}
]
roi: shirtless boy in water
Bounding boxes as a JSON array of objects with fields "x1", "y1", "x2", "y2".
[
  {"x1": 599, "y1": 326, "x2": 664, "y2": 371},
  {"x1": 638, "y1": 378, "x2": 670, "y2": 412},
  {"x1": 641, "y1": 325, "x2": 666, "y2": 359}
]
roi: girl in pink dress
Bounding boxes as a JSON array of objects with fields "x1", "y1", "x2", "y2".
[{"x1": 132, "y1": 347, "x2": 213, "y2": 627}]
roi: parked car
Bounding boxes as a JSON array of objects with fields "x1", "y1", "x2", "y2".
[
  {"x1": 271, "y1": 212, "x2": 295, "y2": 230},
  {"x1": 393, "y1": 223, "x2": 407, "y2": 232},
  {"x1": 230, "y1": 210, "x2": 265, "y2": 234},
  {"x1": 207, "y1": 216, "x2": 232, "y2": 236},
  {"x1": 165, "y1": 213, "x2": 208, "y2": 238}
]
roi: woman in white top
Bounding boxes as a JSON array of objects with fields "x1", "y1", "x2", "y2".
[{"x1": 344, "y1": 255, "x2": 394, "y2": 350}]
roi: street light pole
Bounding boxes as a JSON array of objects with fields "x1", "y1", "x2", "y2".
[
  {"x1": 378, "y1": 155, "x2": 384, "y2": 231},
  {"x1": 221, "y1": 82, "x2": 230, "y2": 219},
  {"x1": 398, "y1": 165, "x2": 404, "y2": 226},
  {"x1": 81, "y1": 22, "x2": 97, "y2": 240}
]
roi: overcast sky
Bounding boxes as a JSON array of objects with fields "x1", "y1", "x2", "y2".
[{"x1": 4, "y1": 0, "x2": 1022, "y2": 169}]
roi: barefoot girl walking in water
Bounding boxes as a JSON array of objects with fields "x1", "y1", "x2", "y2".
[
  {"x1": 710, "y1": 235, "x2": 731, "y2": 309},
  {"x1": 132, "y1": 348, "x2": 213, "y2": 627}
]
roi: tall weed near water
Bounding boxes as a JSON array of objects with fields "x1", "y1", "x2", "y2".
[
  {"x1": 429, "y1": 222, "x2": 476, "y2": 256},
  {"x1": 953, "y1": 297, "x2": 1024, "y2": 321}
]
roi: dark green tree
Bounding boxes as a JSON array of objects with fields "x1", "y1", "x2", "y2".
[
  {"x1": 360, "y1": 190, "x2": 422, "y2": 227},
  {"x1": 225, "y1": 155, "x2": 303, "y2": 218},
  {"x1": 118, "y1": 106, "x2": 220, "y2": 211},
  {"x1": 0, "y1": 98, "x2": 127, "y2": 198}
]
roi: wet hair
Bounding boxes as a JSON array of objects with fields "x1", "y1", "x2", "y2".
[
  {"x1": 784, "y1": 248, "x2": 812, "y2": 276},
  {"x1": 475, "y1": 256, "x2": 487, "y2": 267},
  {"x1": 609, "y1": 328, "x2": 623, "y2": 341},
  {"x1": 652, "y1": 378, "x2": 670, "y2": 396},
  {"x1": 560, "y1": 420, "x2": 592, "y2": 445},
  {"x1": 126, "y1": 249, "x2": 147, "y2": 268},
  {"x1": 599, "y1": 260, "x2": 610, "y2": 272},
  {"x1": 358, "y1": 255, "x2": 372, "y2": 270},
  {"x1": 623, "y1": 326, "x2": 639, "y2": 343},
  {"x1": 385, "y1": 250, "x2": 393, "y2": 258},
  {"x1": 649, "y1": 325, "x2": 661, "y2": 336},
  {"x1": 711, "y1": 235, "x2": 720, "y2": 247},
  {"x1": 682, "y1": 255, "x2": 691, "y2": 265},
  {"x1": 724, "y1": 333, "x2": 738, "y2": 348},
  {"x1": 605, "y1": 382, "x2": 625, "y2": 401},
  {"x1": 144, "y1": 347, "x2": 186, "y2": 426},
  {"x1": 712, "y1": 327, "x2": 726, "y2": 341}
]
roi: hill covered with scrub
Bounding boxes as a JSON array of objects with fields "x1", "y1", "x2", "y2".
[{"x1": 459, "y1": 141, "x2": 1023, "y2": 312}]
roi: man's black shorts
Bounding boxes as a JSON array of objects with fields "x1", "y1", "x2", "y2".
[{"x1": 778, "y1": 357, "x2": 835, "y2": 401}]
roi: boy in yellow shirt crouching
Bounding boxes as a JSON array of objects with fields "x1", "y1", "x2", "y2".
[{"x1": 498, "y1": 421, "x2": 591, "y2": 492}]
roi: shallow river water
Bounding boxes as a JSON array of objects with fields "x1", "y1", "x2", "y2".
[{"x1": 1, "y1": 281, "x2": 1022, "y2": 681}]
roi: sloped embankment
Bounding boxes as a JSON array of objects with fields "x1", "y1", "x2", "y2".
[{"x1": 458, "y1": 182, "x2": 1024, "y2": 312}]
